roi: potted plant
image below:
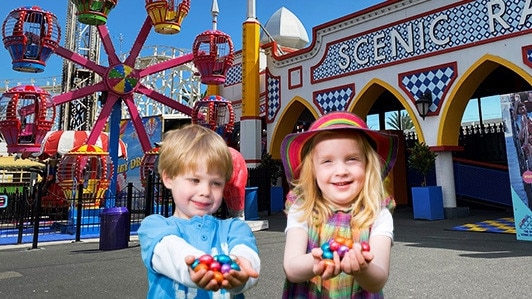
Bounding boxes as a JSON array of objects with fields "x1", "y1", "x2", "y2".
[
  {"x1": 408, "y1": 142, "x2": 437, "y2": 186},
  {"x1": 408, "y1": 142, "x2": 444, "y2": 220},
  {"x1": 257, "y1": 152, "x2": 283, "y2": 186}
]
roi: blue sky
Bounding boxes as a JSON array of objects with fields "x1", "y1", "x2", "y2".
[
  {"x1": 0, "y1": 0, "x2": 501, "y2": 124},
  {"x1": 0, "y1": 0, "x2": 384, "y2": 81}
]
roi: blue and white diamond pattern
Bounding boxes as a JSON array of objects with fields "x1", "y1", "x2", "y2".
[
  {"x1": 267, "y1": 75, "x2": 280, "y2": 122},
  {"x1": 313, "y1": 0, "x2": 527, "y2": 82},
  {"x1": 225, "y1": 64, "x2": 242, "y2": 86},
  {"x1": 527, "y1": 48, "x2": 532, "y2": 64},
  {"x1": 314, "y1": 85, "x2": 354, "y2": 114},
  {"x1": 520, "y1": 45, "x2": 532, "y2": 68},
  {"x1": 400, "y1": 65, "x2": 456, "y2": 113}
]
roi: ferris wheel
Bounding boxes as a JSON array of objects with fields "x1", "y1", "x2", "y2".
[
  {"x1": 52, "y1": 3, "x2": 196, "y2": 153},
  {"x1": 1, "y1": 0, "x2": 233, "y2": 153},
  {"x1": 0, "y1": 46, "x2": 202, "y2": 124},
  {"x1": 0, "y1": 0, "x2": 235, "y2": 201}
]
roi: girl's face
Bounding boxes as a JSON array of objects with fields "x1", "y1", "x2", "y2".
[
  {"x1": 312, "y1": 134, "x2": 367, "y2": 210},
  {"x1": 162, "y1": 165, "x2": 226, "y2": 219}
]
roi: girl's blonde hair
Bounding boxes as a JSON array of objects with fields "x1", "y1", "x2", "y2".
[
  {"x1": 291, "y1": 130, "x2": 385, "y2": 231},
  {"x1": 157, "y1": 124, "x2": 233, "y2": 182}
]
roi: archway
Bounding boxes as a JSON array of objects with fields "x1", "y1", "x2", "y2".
[
  {"x1": 353, "y1": 79, "x2": 423, "y2": 140},
  {"x1": 269, "y1": 96, "x2": 318, "y2": 160},
  {"x1": 440, "y1": 55, "x2": 532, "y2": 147},
  {"x1": 352, "y1": 79, "x2": 412, "y2": 205}
]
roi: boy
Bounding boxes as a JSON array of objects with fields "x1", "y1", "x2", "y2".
[{"x1": 138, "y1": 124, "x2": 260, "y2": 298}]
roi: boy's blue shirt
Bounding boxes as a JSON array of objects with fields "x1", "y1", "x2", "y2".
[{"x1": 139, "y1": 214, "x2": 258, "y2": 299}]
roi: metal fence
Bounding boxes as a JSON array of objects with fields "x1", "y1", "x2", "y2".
[
  {"x1": 0, "y1": 181, "x2": 149, "y2": 247},
  {"x1": 404, "y1": 122, "x2": 507, "y2": 164},
  {"x1": 0, "y1": 185, "x2": 35, "y2": 245},
  {"x1": 0, "y1": 122, "x2": 508, "y2": 246},
  {"x1": 0, "y1": 171, "x2": 229, "y2": 246}
]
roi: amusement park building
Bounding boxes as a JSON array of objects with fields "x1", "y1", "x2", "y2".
[{"x1": 219, "y1": 0, "x2": 532, "y2": 215}]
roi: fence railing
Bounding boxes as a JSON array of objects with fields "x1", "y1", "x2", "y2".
[{"x1": 0, "y1": 122, "x2": 509, "y2": 245}]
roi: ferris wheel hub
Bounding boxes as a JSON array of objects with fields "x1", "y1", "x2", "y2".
[{"x1": 104, "y1": 63, "x2": 140, "y2": 96}]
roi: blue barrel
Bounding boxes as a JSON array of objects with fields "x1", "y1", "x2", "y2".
[
  {"x1": 270, "y1": 186, "x2": 284, "y2": 213},
  {"x1": 245, "y1": 187, "x2": 259, "y2": 220},
  {"x1": 99, "y1": 207, "x2": 129, "y2": 250}
]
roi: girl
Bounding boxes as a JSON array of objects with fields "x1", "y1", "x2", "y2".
[{"x1": 280, "y1": 111, "x2": 398, "y2": 298}]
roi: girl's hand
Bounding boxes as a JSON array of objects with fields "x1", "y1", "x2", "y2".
[
  {"x1": 310, "y1": 248, "x2": 341, "y2": 280},
  {"x1": 185, "y1": 255, "x2": 221, "y2": 291},
  {"x1": 340, "y1": 243, "x2": 374, "y2": 275},
  {"x1": 220, "y1": 256, "x2": 259, "y2": 290}
]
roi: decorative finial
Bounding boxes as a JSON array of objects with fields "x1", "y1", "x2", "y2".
[
  {"x1": 246, "y1": 0, "x2": 256, "y2": 20},
  {"x1": 211, "y1": 0, "x2": 219, "y2": 30}
]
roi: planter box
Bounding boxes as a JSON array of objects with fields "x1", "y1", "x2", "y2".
[
  {"x1": 245, "y1": 187, "x2": 259, "y2": 220},
  {"x1": 270, "y1": 186, "x2": 284, "y2": 213},
  {"x1": 412, "y1": 186, "x2": 444, "y2": 220}
]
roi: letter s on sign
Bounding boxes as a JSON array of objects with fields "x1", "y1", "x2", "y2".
[{"x1": 338, "y1": 44, "x2": 351, "y2": 70}]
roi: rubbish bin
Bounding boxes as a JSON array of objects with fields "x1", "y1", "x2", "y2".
[
  {"x1": 245, "y1": 187, "x2": 259, "y2": 220},
  {"x1": 99, "y1": 207, "x2": 129, "y2": 250}
]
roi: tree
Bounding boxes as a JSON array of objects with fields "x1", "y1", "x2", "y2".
[
  {"x1": 257, "y1": 152, "x2": 283, "y2": 186},
  {"x1": 408, "y1": 142, "x2": 437, "y2": 186},
  {"x1": 386, "y1": 111, "x2": 414, "y2": 130}
]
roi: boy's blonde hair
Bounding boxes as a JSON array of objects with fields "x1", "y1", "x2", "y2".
[
  {"x1": 291, "y1": 130, "x2": 385, "y2": 231},
  {"x1": 157, "y1": 124, "x2": 233, "y2": 181}
]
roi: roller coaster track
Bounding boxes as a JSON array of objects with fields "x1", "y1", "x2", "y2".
[{"x1": 0, "y1": 75, "x2": 64, "y2": 95}]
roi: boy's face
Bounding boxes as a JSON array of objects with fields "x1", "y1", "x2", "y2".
[{"x1": 162, "y1": 165, "x2": 226, "y2": 219}]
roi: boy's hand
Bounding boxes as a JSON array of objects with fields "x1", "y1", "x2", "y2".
[
  {"x1": 220, "y1": 256, "x2": 259, "y2": 290},
  {"x1": 311, "y1": 247, "x2": 341, "y2": 280},
  {"x1": 185, "y1": 255, "x2": 222, "y2": 291},
  {"x1": 186, "y1": 255, "x2": 259, "y2": 291}
]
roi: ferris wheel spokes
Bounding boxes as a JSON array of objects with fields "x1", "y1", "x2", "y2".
[
  {"x1": 86, "y1": 93, "x2": 120, "y2": 145},
  {"x1": 136, "y1": 84, "x2": 192, "y2": 115},
  {"x1": 125, "y1": 17, "x2": 154, "y2": 66},
  {"x1": 53, "y1": 81, "x2": 106, "y2": 105},
  {"x1": 97, "y1": 24, "x2": 120, "y2": 65},
  {"x1": 138, "y1": 53, "x2": 194, "y2": 77},
  {"x1": 123, "y1": 96, "x2": 152, "y2": 152},
  {"x1": 54, "y1": 46, "x2": 107, "y2": 75}
]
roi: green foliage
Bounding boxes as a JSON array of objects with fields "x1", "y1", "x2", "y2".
[
  {"x1": 257, "y1": 152, "x2": 283, "y2": 186},
  {"x1": 408, "y1": 142, "x2": 437, "y2": 186},
  {"x1": 386, "y1": 111, "x2": 414, "y2": 130}
]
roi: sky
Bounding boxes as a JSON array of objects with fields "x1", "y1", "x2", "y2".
[
  {"x1": 0, "y1": 0, "x2": 501, "y2": 125},
  {"x1": 0, "y1": 0, "x2": 384, "y2": 81}
]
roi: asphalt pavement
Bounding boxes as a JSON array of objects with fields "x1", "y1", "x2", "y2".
[{"x1": 0, "y1": 206, "x2": 531, "y2": 298}]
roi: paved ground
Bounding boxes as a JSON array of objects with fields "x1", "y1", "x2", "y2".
[{"x1": 0, "y1": 206, "x2": 531, "y2": 298}]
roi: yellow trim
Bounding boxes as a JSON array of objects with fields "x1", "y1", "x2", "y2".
[
  {"x1": 269, "y1": 97, "x2": 318, "y2": 159},
  {"x1": 438, "y1": 54, "x2": 532, "y2": 146},
  {"x1": 154, "y1": 24, "x2": 181, "y2": 34}
]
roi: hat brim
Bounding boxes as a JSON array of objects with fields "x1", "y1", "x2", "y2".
[{"x1": 281, "y1": 126, "x2": 398, "y2": 182}]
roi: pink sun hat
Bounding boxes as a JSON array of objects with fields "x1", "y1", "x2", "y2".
[{"x1": 281, "y1": 111, "x2": 399, "y2": 182}]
